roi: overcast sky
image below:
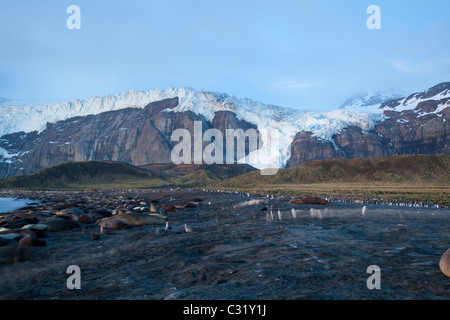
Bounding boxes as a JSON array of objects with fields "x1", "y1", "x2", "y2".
[{"x1": 1, "y1": 0, "x2": 449, "y2": 111}]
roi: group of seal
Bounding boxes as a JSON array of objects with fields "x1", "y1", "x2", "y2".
[{"x1": 0, "y1": 190, "x2": 205, "y2": 264}]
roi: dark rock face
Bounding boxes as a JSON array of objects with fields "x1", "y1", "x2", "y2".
[
  {"x1": 375, "y1": 105, "x2": 450, "y2": 156},
  {"x1": 0, "y1": 97, "x2": 260, "y2": 178},
  {"x1": 333, "y1": 126, "x2": 398, "y2": 159},
  {"x1": 286, "y1": 132, "x2": 346, "y2": 168},
  {"x1": 286, "y1": 127, "x2": 399, "y2": 168}
]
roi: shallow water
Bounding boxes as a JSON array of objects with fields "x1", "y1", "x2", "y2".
[{"x1": 0, "y1": 197, "x2": 30, "y2": 213}]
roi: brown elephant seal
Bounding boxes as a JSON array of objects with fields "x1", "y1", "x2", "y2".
[
  {"x1": 19, "y1": 236, "x2": 46, "y2": 248},
  {"x1": 0, "y1": 243, "x2": 21, "y2": 264},
  {"x1": 43, "y1": 218, "x2": 81, "y2": 232},
  {"x1": 100, "y1": 219, "x2": 132, "y2": 230},
  {"x1": 290, "y1": 196, "x2": 330, "y2": 206},
  {"x1": 440, "y1": 248, "x2": 450, "y2": 277},
  {"x1": 97, "y1": 212, "x2": 166, "y2": 227},
  {"x1": 161, "y1": 205, "x2": 176, "y2": 213}
]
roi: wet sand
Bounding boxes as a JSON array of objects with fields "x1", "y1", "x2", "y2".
[{"x1": 0, "y1": 189, "x2": 449, "y2": 300}]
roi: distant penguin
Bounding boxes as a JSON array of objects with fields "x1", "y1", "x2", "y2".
[
  {"x1": 184, "y1": 224, "x2": 194, "y2": 233},
  {"x1": 277, "y1": 210, "x2": 282, "y2": 221},
  {"x1": 291, "y1": 208, "x2": 297, "y2": 219},
  {"x1": 165, "y1": 222, "x2": 172, "y2": 231},
  {"x1": 362, "y1": 206, "x2": 367, "y2": 215}
]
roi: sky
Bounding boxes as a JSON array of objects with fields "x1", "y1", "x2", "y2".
[{"x1": 0, "y1": 0, "x2": 449, "y2": 111}]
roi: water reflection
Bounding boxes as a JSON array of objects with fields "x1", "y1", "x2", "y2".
[
  {"x1": 261, "y1": 204, "x2": 449, "y2": 223},
  {"x1": 0, "y1": 197, "x2": 30, "y2": 213}
]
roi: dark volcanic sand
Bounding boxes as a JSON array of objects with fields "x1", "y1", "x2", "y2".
[{"x1": 0, "y1": 190, "x2": 449, "y2": 300}]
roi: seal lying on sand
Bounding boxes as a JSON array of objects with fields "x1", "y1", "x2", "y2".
[
  {"x1": 0, "y1": 241, "x2": 21, "y2": 264},
  {"x1": 96, "y1": 212, "x2": 167, "y2": 227}
]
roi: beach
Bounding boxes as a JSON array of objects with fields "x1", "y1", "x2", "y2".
[{"x1": 0, "y1": 189, "x2": 449, "y2": 300}]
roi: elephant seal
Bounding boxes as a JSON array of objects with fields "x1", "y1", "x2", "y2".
[
  {"x1": 19, "y1": 236, "x2": 46, "y2": 248},
  {"x1": 149, "y1": 213, "x2": 167, "y2": 220},
  {"x1": 43, "y1": 218, "x2": 80, "y2": 232},
  {"x1": 97, "y1": 212, "x2": 166, "y2": 227},
  {"x1": 440, "y1": 248, "x2": 450, "y2": 277},
  {"x1": 162, "y1": 205, "x2": 177, "y2": 212},
  {"x1": 0, "y1": 233, "x2": 23, "y2": 241},
  {"x1": 290, "y1": 196, "x2": 330, "y2": 205},
  {"x1": 0, "y1": 243, "x2": 20, "y2": 264},
  {"x1": 21, "y1": 224, "x2": 50, "y2": 231},
  {"x1": 100, "y1": 219, "x2": 131, "y2": 230}
]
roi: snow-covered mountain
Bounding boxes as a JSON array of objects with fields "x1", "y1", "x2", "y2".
[
  {"x1": 341, "y1": 91, "x2": 404, "y2": 113},
  {"x1": 378, "y1": 82, "x2": 450, "y2": 116},
  {"x1": 0, "y1": 83, "x2": 449, "y2": 177},
  {"x1": 0, "y1": 88, "x2": 383, "y2": 170},
  {"x1": 341, "y1": 83, "x2": 450, "y2": 116}
]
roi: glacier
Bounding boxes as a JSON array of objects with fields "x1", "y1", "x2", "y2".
[{"x1": 0, "y1": 88, "x2": 385, "y2": 169}]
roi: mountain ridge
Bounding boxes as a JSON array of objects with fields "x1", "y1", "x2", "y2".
[{"x1": 0, "y1": 82, "x2": 449, "y2": 178}]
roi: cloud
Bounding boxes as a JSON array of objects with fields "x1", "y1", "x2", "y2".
[
  {"x1": 386, "y1": 58, "x2": 450, "y2": 75},
  {"x1": 273, "y1": 80, "x2": 317, "y2": 90}
]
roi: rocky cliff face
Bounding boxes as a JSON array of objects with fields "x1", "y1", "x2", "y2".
[
  {"x1": 0, "y1": 97, "x2": 260, "y2": 178},
  {"x1": 0, "y1": 83, "x2": 449, "y2": 177},
  {"x1": 286, "y1": 83, "x2": 450, "y2": 168}
]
